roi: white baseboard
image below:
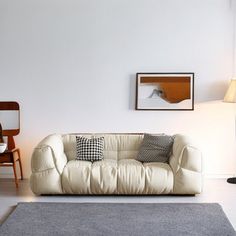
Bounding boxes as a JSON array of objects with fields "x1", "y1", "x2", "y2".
[{"x1": 203, "y1": 174, "x2": 234, "y2": 179}]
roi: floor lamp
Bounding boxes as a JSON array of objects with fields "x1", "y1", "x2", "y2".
[{"x1": 224, "y1": 79, "x2": 236, "y2": 183}]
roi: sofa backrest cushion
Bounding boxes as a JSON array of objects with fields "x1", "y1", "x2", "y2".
[{"x1": 62, "y1": 134, "x2": 144, "y2": 161}]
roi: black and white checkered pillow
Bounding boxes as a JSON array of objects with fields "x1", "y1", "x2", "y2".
[{"x1": 76, "y1": 136, "x2": 104, "y2": 162}]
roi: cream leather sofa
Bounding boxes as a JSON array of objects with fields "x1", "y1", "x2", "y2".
[{"x1": 30, "y1": 133, "x2": 202, "y2": 195}]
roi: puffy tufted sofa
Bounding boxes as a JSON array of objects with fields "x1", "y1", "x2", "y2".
[{"x1": 30, "y1": 133, "x2": 202, "y2": 195}]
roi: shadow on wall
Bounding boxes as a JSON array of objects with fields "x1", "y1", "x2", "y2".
[
  {"x1": 129, "y1": 74, "x2": 136, "y2": 110},
  {"x1": 197, "y1": 80, "x2": 229, "y2": 103}
]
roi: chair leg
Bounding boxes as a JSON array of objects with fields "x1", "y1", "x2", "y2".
[
  {"x1": 12, "y1": 162, "x2": 19, "y2": 188},
  {"x1": 17, "y1": 149, "x2": 23, "y2": 180}
]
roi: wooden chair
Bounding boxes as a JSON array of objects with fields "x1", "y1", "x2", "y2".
[{"x1": 0, "y1": 102, "x2": 23, "y2": 188}]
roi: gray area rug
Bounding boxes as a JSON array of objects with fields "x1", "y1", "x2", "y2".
[{"x1": 0, "y1": 202, "x2": 235, "y2": 236}]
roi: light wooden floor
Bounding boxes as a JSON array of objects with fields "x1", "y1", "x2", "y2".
[{"x1": 0, "y1": 178, "x2": 236, "y2": 230}]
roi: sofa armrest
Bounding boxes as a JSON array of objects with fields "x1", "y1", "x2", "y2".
[
  {"x1": 31, "y1": 134, "x2": 67, "y2": 174},
  {"x1": 169, "y1": 134, "x2": 202, "y2": 194},
  {"x1": 30, "y1": 134, "x2": 67, "y2": 194}
]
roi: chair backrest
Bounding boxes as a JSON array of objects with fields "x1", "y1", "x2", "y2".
[
  {"x1": 0, "y1": 101, "x2": 20, "y2": 150},
  {"x1": 0, "y1": 123, "x2": 3, "y2": 143}
]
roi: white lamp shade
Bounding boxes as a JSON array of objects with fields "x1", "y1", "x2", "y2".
[{"x1": 224, "y1": 79, "x2": 236, "y2": 103}]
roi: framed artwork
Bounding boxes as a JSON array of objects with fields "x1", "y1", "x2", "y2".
[{"x1": 135, "y1": 73, "x2": 194, "y2": 110}]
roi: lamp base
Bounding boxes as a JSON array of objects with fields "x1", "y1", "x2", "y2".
[{"x1": 227, "y1": 177, "x2": 236, "y2": 184}]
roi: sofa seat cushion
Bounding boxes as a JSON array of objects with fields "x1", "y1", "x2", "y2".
[
  {"x1": 117, "y1": 159, "x2": 145, "y2": 194},
  {"x1": 62, "y1": 159, "x2": 117, "y2": 194},
  {"x1": 91, "y1": 159, "x2": 117, "y2": 194},
  {"x1": 117, "y1": 160, "x2": 173, "y2": 194},
  {"x1": 144, "y1": 162, "x2": 173, "y2": 194},
  {"x1": 62, "y1": 160, "x2": 91, "y2": 194},
  {"x1": 62, "y1": 159, "x2": 174, "y2": 195}
]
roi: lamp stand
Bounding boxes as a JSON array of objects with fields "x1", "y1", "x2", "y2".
[
  {"x1": 227, "y1": 177, "x2": 236, "y2": 184},
  {"x1": 227, "y1": 113, "x2": 236, "y2": 184}
]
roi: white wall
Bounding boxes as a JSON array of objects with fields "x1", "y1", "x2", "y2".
[{"x1": 0, "y1": 0, "x2": 235, "y2": 178}]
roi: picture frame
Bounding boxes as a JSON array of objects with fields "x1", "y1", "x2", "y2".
[{"x1": 135, "y1": 73, "x2": 194, "y2": 110}]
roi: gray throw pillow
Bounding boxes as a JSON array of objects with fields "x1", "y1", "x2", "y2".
[{"x1": 136, "y1": 134, "x2": 174, "y2": 163}]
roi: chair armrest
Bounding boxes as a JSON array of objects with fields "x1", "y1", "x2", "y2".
[{"x1": 169, "y1": 134, "x2": 202, "y2": 194}]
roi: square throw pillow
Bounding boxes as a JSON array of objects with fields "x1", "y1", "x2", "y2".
[
  {"x1": 76, "y1": 136, "x2": 104, "y2": 162},
  {"x1": 136, "y1": 133, "x2": 174, "y2": 163}
]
